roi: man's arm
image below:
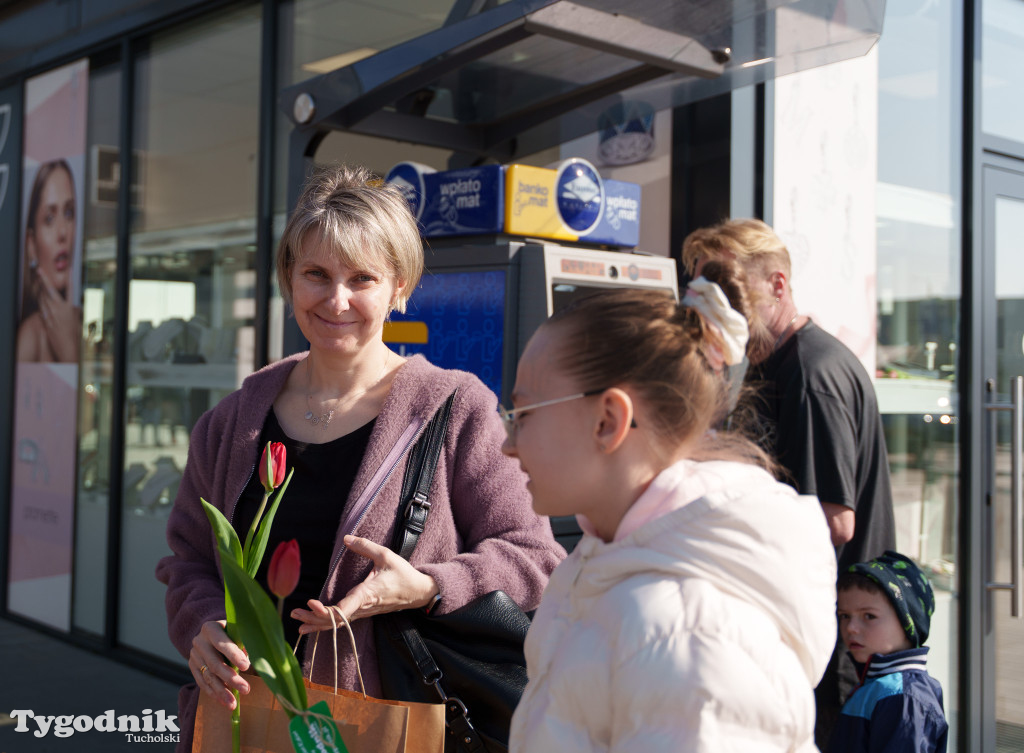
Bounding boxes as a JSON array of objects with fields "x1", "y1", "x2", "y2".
[{"x1": 821, "y1": 502, "x2": 855, "y2": 547}]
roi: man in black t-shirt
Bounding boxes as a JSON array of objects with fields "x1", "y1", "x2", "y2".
[
  {"x1": 682, "y1": 218, "x2": 896, "y2": 749},
  {"x1": 750, "y1": 321, "x2": 895, "y2": 574}
]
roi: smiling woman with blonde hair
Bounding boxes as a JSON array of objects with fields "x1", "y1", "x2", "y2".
[{"x1": 157, "y1": 163, "x2": 564, "y2": 753}]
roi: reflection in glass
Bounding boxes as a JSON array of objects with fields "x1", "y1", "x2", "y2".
[
  {"x1": 314, "y1": 130, "x2": 453, "y2": 176},
  {"x1": 982, "y1": 0, "x2": 1024, "y2": 144},
  {"x1": 275, "y1": 1, "x2": 462, "y2": 359},
  {"x1": 993, "y1": 195, "x2": 1024, "y2": 748},
  {"x1": 874, "y1": 0, "x2": 960, "y2": 745},
  {"x1": 74, "y1": 61, "x2": 121, "y2": 636},
  {"x1": 118, "y1": 5, "x2": 261, "y2": 663},
  {"x1": 284, "y1": 0, "x2": 457, "y2": 87}
]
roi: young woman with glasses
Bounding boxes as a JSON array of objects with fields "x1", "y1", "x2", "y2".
[{"x1": 502, "y1": 284, "x2": 838, "y2": 753}]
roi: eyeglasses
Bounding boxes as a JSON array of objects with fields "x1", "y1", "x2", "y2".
[{"x1": 498, "y1": 388, "x2": 637, "y2": 443}]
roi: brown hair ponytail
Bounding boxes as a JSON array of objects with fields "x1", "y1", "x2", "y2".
[{"x1": 544, "y1": 288, "x2": 771, "y2": 468}]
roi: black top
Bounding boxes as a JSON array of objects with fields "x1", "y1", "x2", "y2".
[
  {"x1": 748, "y1": 321, "x2": 896, "y2": 572},
  {"x1": 233, "y1": 410, "x2": 375, "y2": 647}
]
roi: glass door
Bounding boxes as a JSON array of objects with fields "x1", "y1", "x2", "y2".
[
  {"x1": 117, "y1": 4, "x2": 262, "y2": 663},
  {"x1": 981, "y1": 166, "x2": 1024, "y2": 753}
]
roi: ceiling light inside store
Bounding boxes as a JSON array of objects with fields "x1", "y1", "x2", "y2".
[{"x1": 302, "y1": 48, "x2": 378, "y2": 74}]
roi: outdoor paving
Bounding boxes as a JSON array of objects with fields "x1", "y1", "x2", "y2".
[{"x1": 0, "y1": 617, "x2": 183, "y2": 753}]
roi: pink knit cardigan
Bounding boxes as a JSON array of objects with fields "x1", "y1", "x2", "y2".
[{"x1": 155, "y1": 353, "x2": 564, "y2": 752}]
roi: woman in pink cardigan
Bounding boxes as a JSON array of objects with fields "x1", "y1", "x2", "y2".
[{"x1": 155, "y1": 164, "x2": 564, "y2": 752}]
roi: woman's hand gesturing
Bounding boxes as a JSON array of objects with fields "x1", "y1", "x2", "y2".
[{"x1": 291, "y1": 535, "x2": 438, "y2": 633}]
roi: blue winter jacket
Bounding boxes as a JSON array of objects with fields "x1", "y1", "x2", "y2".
[{"x1": 827, "y1": 647, "x2": 948, "y2": 753}]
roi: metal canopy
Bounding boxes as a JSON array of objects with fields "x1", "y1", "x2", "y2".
[{"x1": 281, "y1": 0, "x2": 884, "y2": 185}]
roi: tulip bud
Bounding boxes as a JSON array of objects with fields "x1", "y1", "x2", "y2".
[
  {"x1": 259, "y1": 441, "x2": 287, "y2": 494},
  {"x1": 268, "y1": 539, "x2": 301, "y2": 600}
]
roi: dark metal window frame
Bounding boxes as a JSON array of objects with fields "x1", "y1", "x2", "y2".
[
  {"x1": 958, "y1": 0, "x2": 1024, "y2": 750},
  {"x1": 0, "y1": 0, "x2": 272, "y2": 686}
]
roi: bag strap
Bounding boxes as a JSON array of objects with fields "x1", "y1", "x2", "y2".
[
  {"x1": 391, "y1": 618, "x2": 487, "y2": 753},
  {"x1": 385, "y1": 389, "x2": 490, "y2": 752},
  {"x1": 391, "y1": 390, "x2": 458, "y2": 560}
]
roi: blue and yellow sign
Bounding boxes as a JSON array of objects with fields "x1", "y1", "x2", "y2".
[
  {"x1": 387, "y1": 159, "x2": 641, "y2": 248},
  {"x1": 504, "y1": 161, "x2": 639, "y2": 247}
]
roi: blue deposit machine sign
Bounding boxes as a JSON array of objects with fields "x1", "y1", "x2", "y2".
[{"x1": 386, "y1": 270, "x2": 507, "y2": 399}]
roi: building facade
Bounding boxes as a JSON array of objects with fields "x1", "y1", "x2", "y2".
[{"x1": 0, "y1": 1, "x2": 1022, "y2": 750}]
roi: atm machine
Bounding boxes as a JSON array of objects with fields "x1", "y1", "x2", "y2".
[
  {"x1": 383, "y1": 159, "x2": 678, "y2": 550},
  {"x1": 386, "y1": 239, "x2": 678, "y2": 403}
]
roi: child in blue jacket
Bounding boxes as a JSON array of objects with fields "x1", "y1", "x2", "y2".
[{"x1": 827, "y1": 550, "x2": 948, "y2": 753}]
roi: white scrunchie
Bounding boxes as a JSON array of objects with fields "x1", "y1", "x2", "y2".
[{"x1": 681, "y1": 276, "x2": 749, "y2": 367}]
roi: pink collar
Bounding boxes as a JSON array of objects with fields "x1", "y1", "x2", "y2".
[{"x1": 577, "y1": 459, "x2": 724, "y2": 543}]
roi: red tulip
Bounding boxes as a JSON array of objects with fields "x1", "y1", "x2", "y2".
[
  {"x1": 259, "y1": 441, "x2": 287, "y2": 494},
  {"x1": 268, "y1": 539, "x2": 301, "y2": 600}
]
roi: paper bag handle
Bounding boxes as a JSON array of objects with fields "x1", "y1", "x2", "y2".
[{"x1": 308, "y1": 606, "x2": 367, "y2": 699}]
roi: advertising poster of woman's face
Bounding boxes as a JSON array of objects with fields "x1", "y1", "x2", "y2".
[
  {"x1": 8, "y1": 58, "x2": 88, "y2": 633},
  {"x1": 28, "y1": 160, "x2": 76, "y2": 292},
  {"x1": 17, "y1": 158, "x2": 83, "y2": 363}
]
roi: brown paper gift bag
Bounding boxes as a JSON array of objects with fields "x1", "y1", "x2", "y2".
[
  {"x1": 193, "y1": 610, "x2": 445, "y2": 753},
  {"x1": 304, "y1": 682, "x2": 444, "y2": 753},
  {"x1": 193, "y1": 674, "x2": 445, "y2": 753}
]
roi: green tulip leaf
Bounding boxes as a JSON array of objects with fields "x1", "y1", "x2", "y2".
[
  {"x1": 219, "y1": 553, "x2": 308, "y2": 717},
  {"x1": 201, "y1": 498, "x2": 244, "y2": 569},
  {"x1": 201, "y1": 499, "x2": 245, "y2": 647},
  {"x1": 246, "y1": 468, "x2": 295, "y2": 578},
  {"x1": 224, "y1": 589, "x2": 241, "y2": 648}
]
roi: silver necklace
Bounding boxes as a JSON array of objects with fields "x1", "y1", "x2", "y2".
[
  {"x1": 772, "y1": 314, "x2": 800, "y2": 354},
  {"x1": 304, "y1": 351, "x2": 390, "y2": 428}
]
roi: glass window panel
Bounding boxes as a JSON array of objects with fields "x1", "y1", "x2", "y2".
[
  {"x1": 982, "y1": 0, "x2": 1024, "y2": 144},
  {"x1": 274, "y1": 0, "x2": 463, "y2": 359},
  {"x1": 993, "y1": 193, "x2": 1024, "y2": 747},
  {"x1": 315, "y1": 130, "x2": 454, "y2": 175},
  {"x1": 426, "y1": 39, "x2": 640, "y2": 125},
  {"x1": 284, "y1": 0, "x2": 457, "y2": 86},
  {"x1": 875, "y1": 0, "x2": 961, "y2": 745},
  {"x1": 118, "y1": 4, "x2": 261, "y2": 663},
  {"x1": 74, "y1": 58, "x2": 121, "y2": 636}
]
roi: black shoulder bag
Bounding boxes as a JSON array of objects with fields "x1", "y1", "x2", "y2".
[{"x1": 374, "y1": 390, "x2": 531, "y2": 753}]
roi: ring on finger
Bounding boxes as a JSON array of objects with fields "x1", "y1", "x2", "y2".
[{"x1": 200, "y1": 664, "x2": 209, "y2": 679}]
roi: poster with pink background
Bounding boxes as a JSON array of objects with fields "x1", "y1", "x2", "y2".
[{"x1": 7, "y1": 58, "x2": 88, "y2": 630}]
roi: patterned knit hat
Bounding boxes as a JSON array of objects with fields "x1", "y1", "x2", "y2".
[{"x1": 848, "y1": 550, "x2": 935, "y2": 647}]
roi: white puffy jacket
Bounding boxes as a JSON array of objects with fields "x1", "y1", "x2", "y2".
[{"x1": 509, "y1": 459, "x2": 837, "y2": 753}]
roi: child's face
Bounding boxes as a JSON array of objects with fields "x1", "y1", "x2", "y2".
[{"x1": 837, "y1": 585, "x2": 913, "y2": 664}]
